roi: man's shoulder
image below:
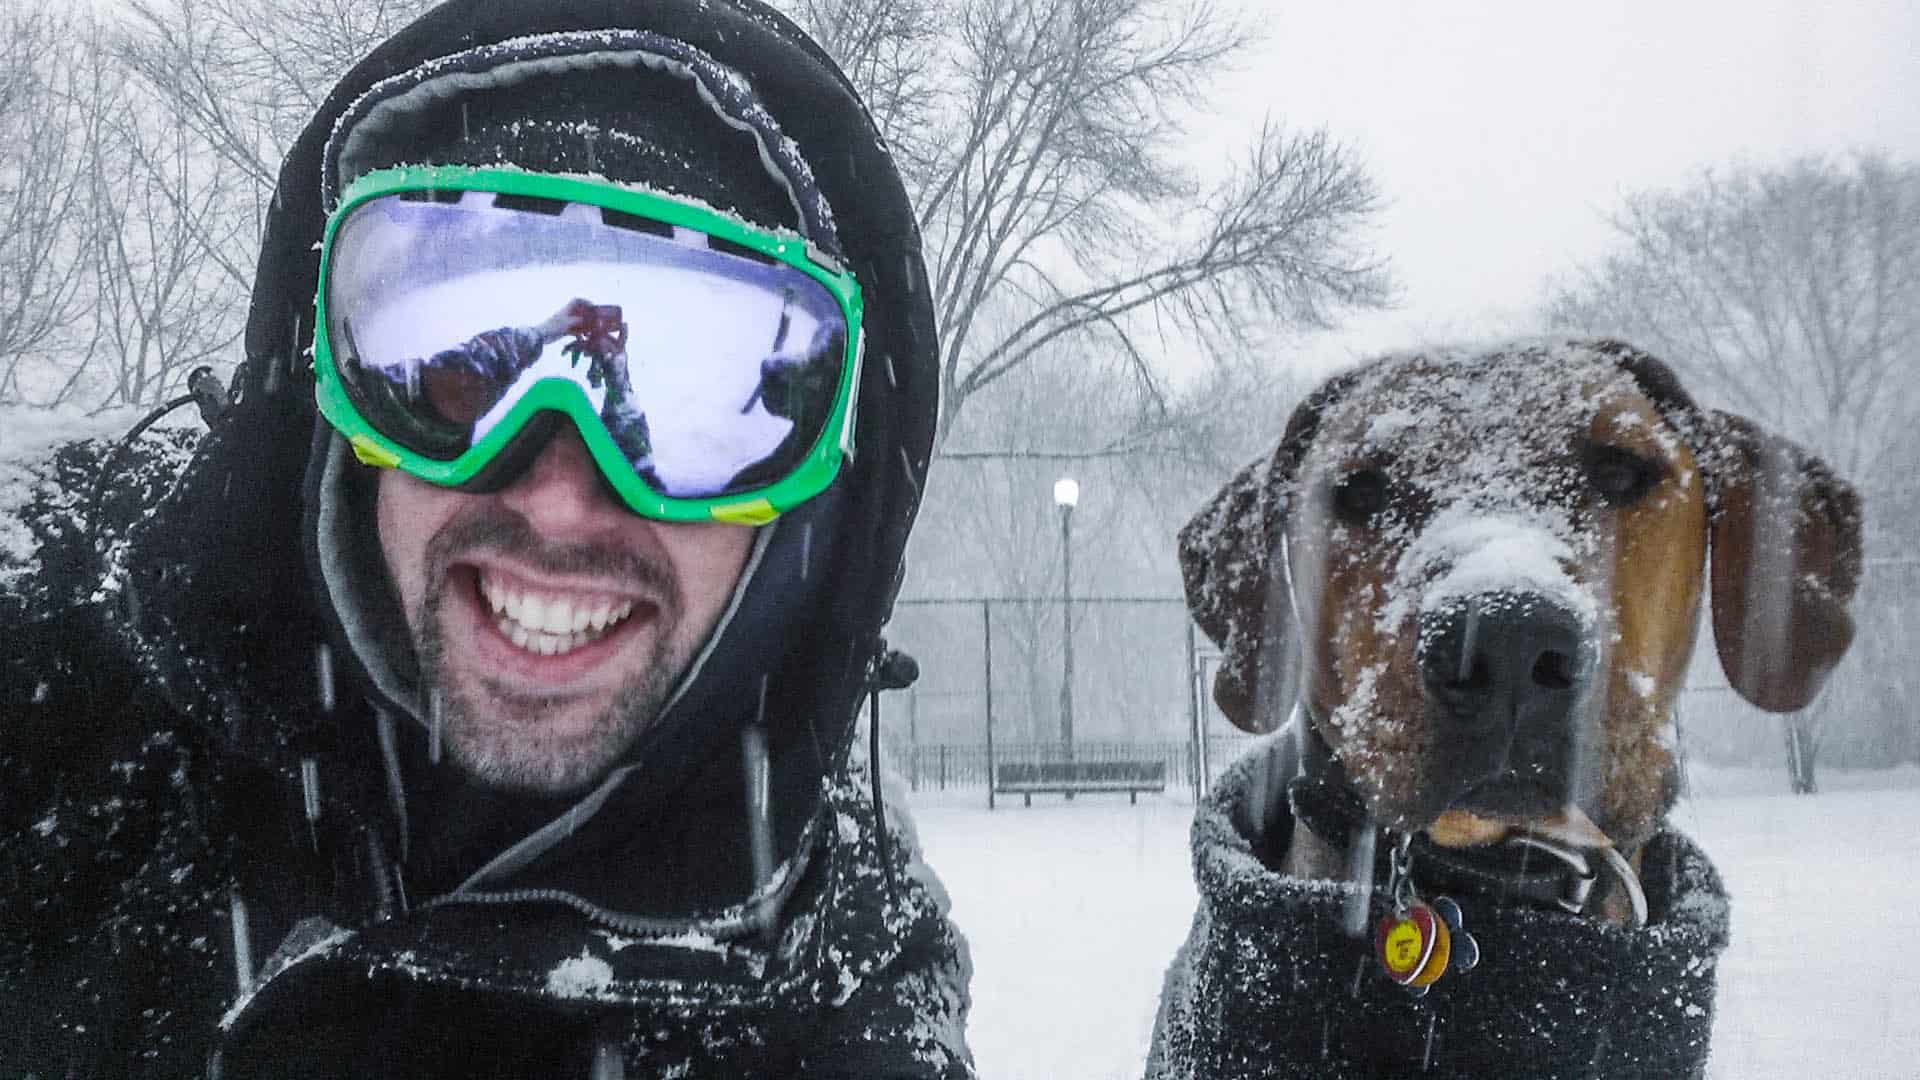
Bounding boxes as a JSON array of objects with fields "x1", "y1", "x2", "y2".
[
  {"x1": 2, "y1": 417, "x2": 201, "y2": 616},
  {"x1": 0, "y1": 423, "x2": 202, "y2": 840}
]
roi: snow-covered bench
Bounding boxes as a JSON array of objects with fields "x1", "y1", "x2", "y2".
[{"x1": 993, "y1": 760, "x2": 1167, "y2": 806}]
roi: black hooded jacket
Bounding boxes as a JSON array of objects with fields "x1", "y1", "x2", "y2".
[
  {"x1": 0, "y1": 2, "x2": 969, "y2": 1077},
  {"x1": 1147, "y1": 732, "x2": 1730, "y2": 1079}
]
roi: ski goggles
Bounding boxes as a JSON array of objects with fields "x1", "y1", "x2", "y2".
[{"x1": 313, "y1": 165, "x2": 864, "y2": 525}]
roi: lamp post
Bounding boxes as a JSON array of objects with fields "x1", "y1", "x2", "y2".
[{"x1": 1053, "y1": 477, "x2": 1079, "y2": 764}]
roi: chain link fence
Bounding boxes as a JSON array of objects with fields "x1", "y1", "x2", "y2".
[
  {"x1": 881, "y1": 558, "x2": 1918, "y2": 806},
  {"x1": 878, "y1": 597, "x2": 1261, "y2": 805}
]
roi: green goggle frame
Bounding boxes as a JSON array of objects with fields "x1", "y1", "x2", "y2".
[{"x1": 312, "y1": 165, "x2": 865, "y2": 525}]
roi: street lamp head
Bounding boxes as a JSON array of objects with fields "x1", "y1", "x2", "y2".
[{"x1": 1053, "y1": 476, "x2": 1080, "y2": 509}]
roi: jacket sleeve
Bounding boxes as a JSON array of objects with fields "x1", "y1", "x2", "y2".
[
  {"x1": 0, "y1": 612, "x2": 232, "y2": 1079},
  {"x1": 1, "y1": 436, "x2": 231, "y2": 1078},
  {"x1": 793, "y1": 756, "x2": 976, "y2": 1080}
]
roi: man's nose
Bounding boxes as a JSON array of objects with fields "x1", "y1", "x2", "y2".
[{"x1": 497, "y1": 424, "x2": 624, "y2": 534}]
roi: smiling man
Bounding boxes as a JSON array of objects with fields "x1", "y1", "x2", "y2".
[{"x1": 0, "y1": 2, "x2": 969, "y2": 1076}]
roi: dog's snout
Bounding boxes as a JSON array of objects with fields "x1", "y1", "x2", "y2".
[{"x1": 1418, "y1": 591, "x2": 1594, "y2": 730}]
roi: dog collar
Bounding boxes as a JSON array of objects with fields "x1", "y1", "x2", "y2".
[
  {"x1": 1413, "y1": 831, "x2": 1648, "y2": 928},
  {"x1": 1286, "y1": 762, "x2": 1648, "y2": 927}
]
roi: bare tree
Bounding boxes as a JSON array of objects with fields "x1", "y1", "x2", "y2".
[
  {"x1": 79, "y1": 75, "x2": 251, "y2": 410},
  {"x1": 785, "y1": 0, "x2": 1392, "y2": 443},
  {"x1": 788, "y1": 0, "x2": 948, "y2": 182},
  {"x1": 1546, "y1": 154, "x2": 1920, "y2": 485},
  {"x1": 1546, "y1": 153, "x2": 1920, "y2": 793},
  {"x1": 910, "y1": 350, "x2": 1173, "y2": 742},
  {"x1": 4, "y1": 2, "x2": 437, "y2": 409},
  {"x1": 114, "y1": 0, "x2": 439, "y2": 290},
  {"x1": 0, "y1": 11, "x2": 97, "y2": 404}
]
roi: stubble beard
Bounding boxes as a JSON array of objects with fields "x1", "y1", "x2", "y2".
[{"x1": 410, "y1": 514, "x2": 695, "y2": 796}]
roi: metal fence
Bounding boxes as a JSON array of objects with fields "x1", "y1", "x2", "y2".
[
  {"x1": 881, "y1": 557, "x2": 1920, "y2": 808},
  {"x1": 880, "y1": 736, "x2": 1261, "y2": 798},
  {"x1": 879, "y1": 596, "x2": 1262, "y2": 805}
]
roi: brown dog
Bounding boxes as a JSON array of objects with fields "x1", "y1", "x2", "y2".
[
  {"x1": 1181, "y1": 338, "x2": 1861, "y2": 922},
  {"x1": 1149, "y1": 339, "x2": 1863, "y2": 1077}
]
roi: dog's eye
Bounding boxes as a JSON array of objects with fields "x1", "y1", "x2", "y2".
[
  {"x1": 1331, "y1": 469, "x2": 1390, "y2": 525},
  {"x1": 1586, "y1": 446, "x2": 1664, "y2": 506}
]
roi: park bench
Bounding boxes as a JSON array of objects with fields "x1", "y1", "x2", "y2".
[{"x1": 992, "y1": 760, "x2": 1168, "y2": 806}]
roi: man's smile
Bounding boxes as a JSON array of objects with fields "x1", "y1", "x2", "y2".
[
  {"x1": 478, "y1": 569, "x2": 642, "y2": 656},
  {"x1": 442, "y1": 557, "x2": 671, "y2": 695}
]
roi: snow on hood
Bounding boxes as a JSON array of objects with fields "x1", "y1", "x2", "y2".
[{"x1": 0, "y1": 404, "x2": 199, "y2": 599}]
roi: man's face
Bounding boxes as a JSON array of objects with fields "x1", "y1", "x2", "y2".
[{"x1": 377, "y1": 428, "x2": 753, "y2": 795}]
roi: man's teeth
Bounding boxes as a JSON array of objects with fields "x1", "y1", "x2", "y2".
[{"x1": 478, "y1": 575, "x2": 637, "y2": 656}]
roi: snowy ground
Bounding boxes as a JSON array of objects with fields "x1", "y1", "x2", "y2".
[{"x1": 906, "y1": 764, "x2": 1920, "y2": 1080}]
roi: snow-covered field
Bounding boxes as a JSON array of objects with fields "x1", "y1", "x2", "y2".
[{"x1": 908, "y1": 764, "x2": 1920, "y2": 1079}]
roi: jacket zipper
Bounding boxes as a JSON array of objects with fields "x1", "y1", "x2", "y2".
[
  {"x1": 423, "y1": 817, "x2": 819, "y2": 943},
  {"x1": 421, "y1": 887, "x2": 767, "y2": 940}
]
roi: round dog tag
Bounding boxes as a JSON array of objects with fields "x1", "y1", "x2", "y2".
[
  {"x1": 1408, "y1": 916, "x2": 1453, "y2": 988},
  {"x1": 1376, "y1": 903, "x2": 1438, "y2": 984}
]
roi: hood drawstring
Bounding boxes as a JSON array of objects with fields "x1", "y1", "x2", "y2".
[
  {"x1": 590, "y1": 1027, "x2": 626, "y2": 1080},
  {"x1": 229, "y1": 887, "x2": 256, "y2": 995},
  {"x1": 317, "y1": 645, "x2": 413, "y2": 921},
  {"x1": 374, "y1": 708, "x2": 412, "y2": 865},
  {"x1": 300, "y1": 757, "x2": 322, "y2": 853},
  {"x1": 867, "y1": 687, "x2": 896, "y2": 895},
  {"x1": 428, "y1": 689, "x2": 445, "y2": 765},
  {"x1": 865, "y1": 643, "x2": 920, "y2": 899},
  {"x1": 365, "y1": 833, "x2": 397, "y2": 922},
  {"x1": 303, "y1": 643, "x2": 336, "y2": 853},
  {"x1": 742, "y1": 675, "x2": 777, "y2": 916}
]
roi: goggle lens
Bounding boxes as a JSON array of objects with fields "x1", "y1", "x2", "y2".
[{"x1": 319, "y1": 185, "x2": 854, "y2": 507}]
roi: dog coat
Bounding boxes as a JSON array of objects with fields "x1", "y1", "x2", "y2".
[{"x1": 1148, "y1": 732, "x2": 1729, "y2": 1080}]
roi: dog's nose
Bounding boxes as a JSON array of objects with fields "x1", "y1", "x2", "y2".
[{"x1": 1418, "y1": 590, "x2": 1595, "y2": 747}]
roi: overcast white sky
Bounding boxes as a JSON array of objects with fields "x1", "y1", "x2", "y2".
[{"x1": 1190, "y1": 0, "x2": 1920, "y2": 374}]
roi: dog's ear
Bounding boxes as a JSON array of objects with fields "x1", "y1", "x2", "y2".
[
  {"x1": 1180, "y1": 375, "x2": 1353, "y2": 733},
  {"x1": 1706, "y1": 410, "x2": 1864, "y2": 712},
  {"x1": 1179, "y1": 453, "x2": 1284, "y2": 732}
]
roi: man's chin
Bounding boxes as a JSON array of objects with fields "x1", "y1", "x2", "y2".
[
  {"x1": 417, "y1": 609, "x2": 684, "y2": 796},
  {"x1": 444, "y1": 727, "x2": 625, "y2": 796},
  {"x1": 429, "y1": 667, "x2": 665, "y2": 796}
]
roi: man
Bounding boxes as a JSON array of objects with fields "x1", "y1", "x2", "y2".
[{"x1": 0, "y1": 1, "x2": 968, "y2": 1076}]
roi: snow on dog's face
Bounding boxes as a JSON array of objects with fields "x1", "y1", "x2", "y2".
[
  {"x1": 1181, "y1": 339, "x2": 1860, "y2": 850},
  {"x1": 1282, "y1": 346, "x2": 1708, "y2": 843}
]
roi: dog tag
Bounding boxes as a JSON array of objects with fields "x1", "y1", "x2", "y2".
[
  {"x1": 1376, "y1": 901, "x2": 1440, "y2": 984},
  {"x1": 1378, "y1": 835, "x2": 1475, "y2": 991},
  {"x1": 1409, "y1": 915, "x2": 1452, "y2": 987},
  {"x1": 1430, "y1": 895, "x2": 1481, "y2": 974},
  {"x1": 1452, "y1": 927, "x2": 1481, "y2": 973}
]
